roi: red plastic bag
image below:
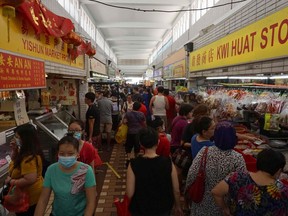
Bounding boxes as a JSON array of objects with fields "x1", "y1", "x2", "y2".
[
  {"x1": 114, "y1": 195, "x2": 131, "y2": 216},
  {"x1": 234, "y1": 149, "x2": 257, "y2": 172},
  {"x1": 187, "y1": 147, "x2": 208, "y2": 203},
  {"x1": 3, "y1": 185, "x2": 29, "y2": 213}
]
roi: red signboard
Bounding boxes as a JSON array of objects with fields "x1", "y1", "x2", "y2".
[{"x1": 0, "y1": 52, "x2": 46, "y2": 90}]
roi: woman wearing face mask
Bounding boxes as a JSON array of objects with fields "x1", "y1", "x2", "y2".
[
  {"x1": 5, "y1": 124, "x2": 44, "y2": 216},
  {"x1": 68, "y1": 119, "x2": 102, "y2": 173},
  {"x1": 34, "y1": 136, "x2": 96, "y2": 216}
]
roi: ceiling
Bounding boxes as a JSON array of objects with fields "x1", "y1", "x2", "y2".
[{"x1": 80, "y1": 0, "x2": 190, "y2": 77}]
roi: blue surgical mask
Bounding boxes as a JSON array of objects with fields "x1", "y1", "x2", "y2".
[
  {"x1": 58, "y1": 156, "x2": 77, "y2": 168},
  {"x1": 15, "y1": 138, "x2": 21, "y2": 147},
  {"x1": 73, "y1": 132, "x2": 82, "y2": 140}
]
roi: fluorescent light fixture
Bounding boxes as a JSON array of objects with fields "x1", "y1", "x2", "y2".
[
  {"x1": 206, "y1": 76, "x2": 228, "y2": 80},
  {"x1": 270, "y1": 75, "x2": 288, "y2": 79},
  {"x1": 229, "y1": 76, "x2": 268, "y2": 80}
]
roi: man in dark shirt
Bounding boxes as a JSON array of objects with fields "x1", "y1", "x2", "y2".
[
  {"x1": 132, "y1": 86, "x2": 143, "y2": 103},
  {"x1": 85, "y1": 92, "x2": 101, "y2": 149}
]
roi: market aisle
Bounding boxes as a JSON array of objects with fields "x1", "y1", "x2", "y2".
[{"x1": 95, "y1": 143, "x2": 127, "y2": 216}]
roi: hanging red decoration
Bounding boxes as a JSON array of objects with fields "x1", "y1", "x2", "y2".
[
  {"x1": 85, "y1": 42, "x2": 96, "y2": 58},
  {"x1": 16, "y1": 0, "x2": 74, "y2": 37},
  {"x1": 61, "y1": 31, "x2": 83, "y2": 46}
]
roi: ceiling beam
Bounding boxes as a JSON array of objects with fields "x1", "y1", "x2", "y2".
[
  {"x1": 97, "y1": 22, "x2": 171, "y2": 29},
  {"x1": 113, "y1": 48, "x2": 153, "y2": 51},
  {"x1": 111, "y1": 44, "x2": 157, "y2": 49},
  {"x1": 106, "y1": 36, "x2": 161, "y2": 41},
  {"x1": 80, "y1": 0, "x2": 189, "y2": 6},
  {"x1": 118, "y1": 65, "x2": 148, "y2": 70},
  {"x1": 115, "y1": 51, "x2": 151, "y2": 54}
]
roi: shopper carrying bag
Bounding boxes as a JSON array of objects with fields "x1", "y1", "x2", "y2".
[{"x1": 187, "y1": 147, "x2": 208, "y2": 203}]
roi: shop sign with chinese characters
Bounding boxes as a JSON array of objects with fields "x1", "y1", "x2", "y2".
[
  {"x1": 90, "y1": 58, "x2": 107, "y2": 75},
  {"x1": 189, "y1": 7, "x2": 288, "y2": 72},
  {"x1": 173, "y1": 60, "x2": 186, "y2": 77},
  {"x1": 0, "y1": 7, "x2": 84, "y2": 69},
  {"x1": 0, "y1": 51, "x2": 46, "y2": 90},
  {"x1": 163, "y1": 65, "x2": 173, "y2": 78}
]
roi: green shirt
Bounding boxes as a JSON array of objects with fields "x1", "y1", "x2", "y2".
[{"x1": 43, "y1": 162, "x2": 96, "y2": 216}]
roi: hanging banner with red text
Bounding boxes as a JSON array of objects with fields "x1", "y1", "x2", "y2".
[
  {"x1": 0, "y1": 51, "x2": 46, "y2": 90},
  {"x1": 189, "y1": 7, "x2": 288, "y2": 72},
  {"x1": 17, "y1": 0, "x2": 74, "y2": 38}
]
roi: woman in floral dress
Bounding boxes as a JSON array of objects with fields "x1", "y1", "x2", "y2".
[
  {"x1": 212, "y1": 148, "x2": 288, "y2": 216},
  {"x1": 185, "y1": 121, "x2": 246, "y2": 216}
]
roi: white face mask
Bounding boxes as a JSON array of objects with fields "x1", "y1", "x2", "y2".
[{"x1": 15, "y1": 137, "x2": 21, "y2": 148}]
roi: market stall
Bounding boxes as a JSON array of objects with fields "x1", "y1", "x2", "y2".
[{"x1": 200, "y1": 84, "x2": 288, "y2": 172}]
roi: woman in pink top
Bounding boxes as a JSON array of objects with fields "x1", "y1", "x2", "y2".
[{"x1": 170, "y1": 103, "x2": 193, "y2": 153}]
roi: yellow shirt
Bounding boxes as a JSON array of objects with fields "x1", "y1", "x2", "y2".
[{"x1": 9, "y1": 155, "x2": 43, "y2": 206}]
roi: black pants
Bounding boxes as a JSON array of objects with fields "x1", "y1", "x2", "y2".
[
  {"x1": 16, "y1": 204, "x2": 36, "y2": 216},
  {"x1": 125, "y1": 133, "x2": 140, "y2": 154}
]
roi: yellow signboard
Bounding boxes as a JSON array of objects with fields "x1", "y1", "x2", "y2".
[
  {"x1": 189, "y1": 7, "x2": 288, "y2": 72},
  {"x1": 173, "y1": 60, "x2": 186, "y2": 77},
  {"x1": 0, "y1": 8, "x2": 84, "y2": 69}
]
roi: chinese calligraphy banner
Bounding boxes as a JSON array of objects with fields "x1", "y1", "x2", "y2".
[
  {"x1": 17, "y1": 0, "x2": 74, "y2": 38},
  {"x1": 189, "y1": 7, "x2": 288, "y2": 72},
  {"x1": 0, "y1": 51, "x2": 46, "y2": 90},
  {"x1": 0, "y1": 7, "x2": 84, "y2": 69}
]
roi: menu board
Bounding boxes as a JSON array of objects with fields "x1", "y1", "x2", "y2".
[
  {"x1": 45, "y1": 79, "x2": 77, "y2": 106},
  {"x1": 0, "y1": 51, "x2": 46, "y2": 90}
]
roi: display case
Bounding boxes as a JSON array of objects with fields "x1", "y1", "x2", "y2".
[
  {"x1": 34, "y1": 112, "x2": 68, "y2": 163},
  {"x1": 55, "y1": 110, "x2": 75, "y2": 126},
  {"x1": 0, "y1": 127, "x2": 16, "y2": 178}
]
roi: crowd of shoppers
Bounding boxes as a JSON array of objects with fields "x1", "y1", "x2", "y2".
[{"x1": 3, "y1": 83, "x2": 288, "y2": 216}]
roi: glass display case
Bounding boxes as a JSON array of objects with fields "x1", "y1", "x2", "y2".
[
  {"x1": 55, "y1": 110, "x2": 75, "y2": 126},
  {"x1": 34, "y1": 112, "x2": 68, "y2": 163},
  {"x1": 0, "y1": 128, "x2": 15, "y2": 178}
]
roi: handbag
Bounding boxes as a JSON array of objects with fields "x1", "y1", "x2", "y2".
[
  {"x1": 114, "y1": 195, "x2": 131, "y2": 216},
  {"x1": 171, "y1": 147, "x2": 192, "y2": 170},
  {"x1": 187, "y1": 147, "x2": 208, "y2": 203},
  {"x1": 3, "y1": 185, "x2": 29, "y2": 213}
]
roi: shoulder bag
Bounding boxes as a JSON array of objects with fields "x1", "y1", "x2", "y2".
[{"x1": 187, "y1": 147, "x2": 208, "y2": 203}]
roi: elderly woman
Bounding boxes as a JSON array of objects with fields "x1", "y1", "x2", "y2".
[
  {"x1": 185, "y1": 121, "x2": 247, "y2": 216},
  {"x1": 212, "y1": 149, "x2": 288, "y2": 216}
]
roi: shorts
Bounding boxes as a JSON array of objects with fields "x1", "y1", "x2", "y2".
[
  {"x1": 125, "y1": 133, "x2": 140, "y2": 154},
  {"x1": 100, "y1": 123, "x2": 112, "y2": 133}
]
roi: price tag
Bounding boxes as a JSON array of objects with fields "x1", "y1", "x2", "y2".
[
  {"x1": 52, "y1": 107, "x2": 58, "y2": 113},
  {"x1": 5, "y1": 155, "x2": 12, "y2": 164}
]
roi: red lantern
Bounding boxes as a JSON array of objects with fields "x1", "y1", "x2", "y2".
[
  {"x1": 86, "y1": 47, "x2": 96, "y2": 58},
  {"x1": 62, "y1": 31, "x2": 83, "y2": 46}
]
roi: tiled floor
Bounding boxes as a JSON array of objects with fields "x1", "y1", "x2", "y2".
[{"x1": 95, "y1": 143, "x2": 127, "y2": 216}]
